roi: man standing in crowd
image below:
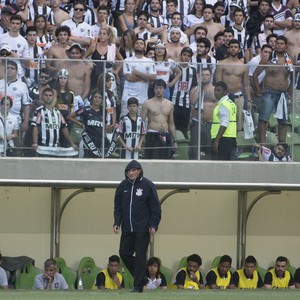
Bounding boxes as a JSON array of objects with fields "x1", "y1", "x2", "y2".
[
  {"x1": 189, "y1": 68, "x2": 216, "y2": 160},
  {"x1": 211, "y1": 81, "x2": 237, "y2": 160},
  {"x1": 215, "y1": 39, "x2": 250, "y2": 132},
  {"x1": 113, "y1": 160, "x2": 161, "y2": 293},
  {"x1": 253, "y1": 35, "x2": 292, "y2": 144},
  {"x1": 121, "y1": 38, "x2": 156, "y2": 116},
  {"x1": 141, "y1": 79, "x2": 176, "y2": 159},
  {"x1": 171, "y1": 47, "x2": 198, "y2": 139},
  {"x1": 31, "y1": 88, "x2": 78, "y2": 157}
]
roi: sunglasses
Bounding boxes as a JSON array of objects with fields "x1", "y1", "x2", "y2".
[
  {"x1": 40, "y1": 75, "x2": 49, "y2": 79},
  {"x1": 74, "y1": 8, "x2": 84, "y2": 11}
]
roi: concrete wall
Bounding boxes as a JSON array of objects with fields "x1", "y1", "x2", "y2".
[{"x1": 1, "y1": 187, "x2": 299, "y2": 275}]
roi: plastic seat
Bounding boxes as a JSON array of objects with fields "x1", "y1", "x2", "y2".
[
  {"x1": 285, "y1": 132, "x2": 300, "y2": 162},
  {"x1": 268, "y1": 113, "x2": 278, "y2": 133},
  {"x1": 174, "y1": 130, "x2": 189, "y2": 160},
  {"x1": 211, "y1": 256, "x2": 235, "y2": 273},
  {"x1": 289, "y1": 113, "x2": 300, "y2": 133},
  {"x1": 77, "y1": 257, "x2": 100, "y2": 290},
  {"x1": 55, "y1": 257, "x2": 77, "y2": 289},
  {"x1": 265, "y1": 131, "x2": 278, "y2": 149},
  {"x1": 287, "y1": 259, "x2": 296, "y2": 277},
  {"x1": 256, "y1": 264, "x2": 267, "y2": 281},
  {"x1": 157, "y1": 258, "x2": 172, "y2": 287},
  {"x1": 119, "y1": 258, "x2": 133, "y2": 289},
  {"x1": 236, "y1": 131, "x2": 257, "y2": 160},
  {"x1": 15, "y1": 263, "x2": 42, "y2": 289}
]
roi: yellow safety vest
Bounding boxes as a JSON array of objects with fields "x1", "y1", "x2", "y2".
[
  {"x1": 212, "y1": 267, "x2": 231, "y2": 289},
  {"x1": 269, "y1": 268, "x2": 291, "y2": 289},
  {"x1": 180, "y1": 267, "x2": 201, "y2": 290},
  {"x1": 100, "y1": 269, "x2": 123, "y2": 289},
  {"x1": 237, "y1": 269, "x2": 259, "y2": 289},
  {"x1": 211, "y1": 96, "x2": 237, "y2": 139}
]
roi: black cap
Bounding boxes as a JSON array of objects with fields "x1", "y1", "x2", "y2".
[
  {"x1": 181, "y1": 47, "x2": 193, "y2": 56},
  {"x1": 1, "y1": 6, "x2": 15, "y2": 14}
]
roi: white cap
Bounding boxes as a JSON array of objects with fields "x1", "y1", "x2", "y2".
[
  {"x1": 58, "y1": 68, "x2": 69, "y2": 77},
  {"x1": 293, "y1": 13, "x2": 300, "y2": 21},
  {"x1": 0, "y1": 45, "x2": 11, "y2": 52}
]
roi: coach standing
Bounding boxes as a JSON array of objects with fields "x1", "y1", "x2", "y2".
[{"x1": 113, "y1": 160, "x2": 161, "y2": 293}]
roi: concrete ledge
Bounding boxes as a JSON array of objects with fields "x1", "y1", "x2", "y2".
[{"x1": 0, "y1": 158, "x2": 299, "y2": 190}]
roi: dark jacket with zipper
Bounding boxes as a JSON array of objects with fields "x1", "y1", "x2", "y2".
[{"x1": 114, "y1": 160, "x2": 161, "y2": 233}]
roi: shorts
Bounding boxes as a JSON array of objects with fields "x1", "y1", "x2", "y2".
[
  {"x1": 173, "y1": 106, "x2": 191, "y2": 133},
  {"x1": 144, "y1": 131, "x2": 172, "y2": 159},
  {"x1": 259, "y1": 88, "x2": 287, "y2": 124}
]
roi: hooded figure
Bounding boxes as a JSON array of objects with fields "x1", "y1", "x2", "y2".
[{"x1": 113, "y1": 160, "x2": 161, "y2": 293}]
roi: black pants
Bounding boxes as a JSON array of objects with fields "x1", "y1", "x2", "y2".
[
  {"x1": 212, "y1": 137, "x2": 236, "y2": 160},
  {"x1": 119, "y1": 232, "x2": 150, "y2": 290}
]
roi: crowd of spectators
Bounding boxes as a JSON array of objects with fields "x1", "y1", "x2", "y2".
[{"x1": 0, "y1": 0, "x2": 299, "y2": 159}]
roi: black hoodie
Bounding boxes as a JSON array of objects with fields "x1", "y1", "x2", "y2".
[{"x1": 114, "y1": 160, "x2": 161, "y2": 233}]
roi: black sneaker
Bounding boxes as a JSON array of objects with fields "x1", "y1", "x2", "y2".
[{"x1": 132, "y1": 288, "x2": 143, "y2": 293}]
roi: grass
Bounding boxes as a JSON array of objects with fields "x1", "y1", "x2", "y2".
[{"x1": 0, "y1": 289, "x2": 300, "y2": 300}]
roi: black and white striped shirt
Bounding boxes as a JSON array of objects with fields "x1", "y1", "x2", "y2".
[
  {"x1": 118, "y1": 114, "x2": 145, "y2": 159},
  {"x1": 171, "y1": 64, "x2": 198, "y2": 108},
  {"x1": 32, "y1": 106, "x2": 67, "y2": 147}
]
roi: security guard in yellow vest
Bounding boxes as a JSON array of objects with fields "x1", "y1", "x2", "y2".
[
  {"x1": 206, "y1": 255, "x2": 235, "y2": 289},
  {"x1": 211, "y1": 81, "x2": 237, "y2": 160},
  {"x1": 264, "y1": 256, "x2": 295, "y2": 289},
  {"x1": 175, "y1": 254, "x2": 204, "y2": 289},
  {"x1": 231, "y1": 255, "x2": 264, "y2": 289},
  {"x1": 95, "y1": 255, "x2": 124, "y2": 289}
]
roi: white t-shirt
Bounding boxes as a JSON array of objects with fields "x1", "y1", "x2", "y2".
[
  {"x1": 122, "y1": 55, "x2": 156, "y2": 104},
  {"x1": 0, "y1": 112, "x2": 19, "y2": 153},
  {"x1": 184, "y1": 14, "x2": 204, "y2": 28},
  {"x1": 61, "y1": 19, "x2": 93, "y2": 40},
  {"x1": 0, "y1": 266, "x2": 8, "y2": 287},
  {"x1": 7, "y1": 79, "x2": 31, "y2": 120},
  {"x1": 155, "y1": 59, "x2": 177, "y2": 84},
  {"x1": 0, "y1": 33, "x2": 29, "y2": 59}
]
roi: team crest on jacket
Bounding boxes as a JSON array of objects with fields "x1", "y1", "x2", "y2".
[{"x1": 136, "y1": 188, "x2": 143, "y2": 196}]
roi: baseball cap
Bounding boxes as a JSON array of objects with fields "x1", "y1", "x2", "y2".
[
  {"x1": 0, "y1": 45, "x2": 11, "y2": 53},
  {"x1": 1, "y1": 6, "x2": 15, "y2": 14},
  {"x1": 65, "y1": 43, "x2": 85, "y2": 57},
  {"x1": 181, "y1": 47, "x2": 193, "y2": 56}
]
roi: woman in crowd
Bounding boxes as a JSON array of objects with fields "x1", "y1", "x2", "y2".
[
  {"x1": 67, "y1": 90, "x2": 108, "y2": 158},
  {"x1": 34, "y1": 14, "x2": 53, "y2": 53},
  {"x1": 119, "y1": 29, "x2": 136, "y2": 59},
  {"x1": 90, "y1": 27, "x2": 123, "y2": 90},
  {"x1": 97, "y1": 73, "x2": 117, "y2": 132},
  {"x1": 148, "y1": 41, "x2": 181, "y2": 99},
  {"x1": 0, "y1": 96, "x2": 19, "y2": 157},
  {"x1": 117, "y1": 0, "x2": 136, "y2": 34},
  {"x1": 54, "y1": 68, "x2": 74, "y2": 147}
]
